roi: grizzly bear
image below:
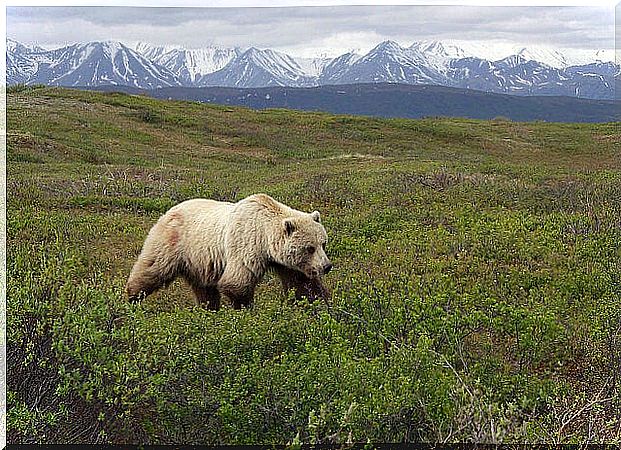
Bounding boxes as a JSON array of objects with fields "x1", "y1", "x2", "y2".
[{"x1": 125, "y1": 194, "x2": 332, "y2": 310}]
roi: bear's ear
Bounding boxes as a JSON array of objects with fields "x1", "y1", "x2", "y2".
[
  {"x1": 284, "y1": 218, "x2": 296, "y2": 236},
  {"x1": 310, "y1": 211, "x2": 321, "y2": 223}
]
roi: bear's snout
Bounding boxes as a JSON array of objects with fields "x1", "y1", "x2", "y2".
[{"x1": 323, "y1": 262, "x2": 333, "y2": 274}]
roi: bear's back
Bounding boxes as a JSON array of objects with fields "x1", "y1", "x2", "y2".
[
  {"x1": 173, "y1": 198, "x2": 234, "y2": 214},
  {"x1": 234, "y1": 193, "x2": 295, "y2": 219}
]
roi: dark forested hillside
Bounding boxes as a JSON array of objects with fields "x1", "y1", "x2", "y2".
[{"x1": 87, "y1": 83, "x2": 621, "y2": 123}]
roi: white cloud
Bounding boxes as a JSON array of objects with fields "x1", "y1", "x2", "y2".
[
  {"x1": 272, "y1": 31, "x2": 387, "y2": 58},
  {"x1": 6, "y1": 4, "x2": 615, "y2": 57}
]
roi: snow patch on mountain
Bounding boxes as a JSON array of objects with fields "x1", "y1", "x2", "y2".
[
  {"x1": 134, "y1": 42, "x2": 241, "y2": 83},
  {"x1": 293, "y1": 56, "x2": 332, "y2": 77},
  {"x1": 411, "y1": 39, "x2": 615, "y2": 69},
  {"x1": 199, "y1": 47, "x2": 316, "y2": 88}
]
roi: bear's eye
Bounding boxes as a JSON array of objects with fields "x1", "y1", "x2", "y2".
[{"x1": 307, "y1": 246, "x2": 316, "y2": 254}]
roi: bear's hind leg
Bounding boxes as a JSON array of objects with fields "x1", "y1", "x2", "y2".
[
  {"x1": 126, "y1": 244, "x2": 180, "y2": 302},
  {"x1": 126, "y1": 211, "x2": 184, "y2": 302},
  {"x1": 191, "y1": 284, "x2": 221, "y2": 311},
  {"x1": 217, "y1": 266, "x2": 257, "y2": 310}
]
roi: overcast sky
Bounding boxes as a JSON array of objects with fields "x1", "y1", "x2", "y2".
[{"x1": 6, "y1": 3, "x2": 616, "y2": 58}]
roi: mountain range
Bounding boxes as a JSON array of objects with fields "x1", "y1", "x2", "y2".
[{"x1": 7, "y1": 38, "x2": 619, "y2": 100}]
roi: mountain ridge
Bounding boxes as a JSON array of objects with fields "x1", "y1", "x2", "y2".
[
  {"x1": 7, "y1": 37, "x2": 619, "y2": 99},
  {"x1": 82, "y1": 82, "x2": 621, "y2": 123}
]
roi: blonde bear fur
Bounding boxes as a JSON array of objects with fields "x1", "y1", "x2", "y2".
[{"x1": 126, "y1": 194, "x2": 332, "y2": 309}]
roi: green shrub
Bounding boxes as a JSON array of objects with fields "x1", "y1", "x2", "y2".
[{"x1": 7, "y1": 87, "x2": 621, "y2": 444}]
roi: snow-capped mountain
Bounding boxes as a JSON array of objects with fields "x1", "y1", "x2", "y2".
[
  {"x1": 9, "y1": 41, "x2": 181, "y2": 89},
  {"x1": 7, "y1": 39, "x2": 42, "y2": 84},
  {"x1": 7, "y1": 38, "x2": 46, "y2": 54},
  {"x1": 332, "y1": 40, "x2": 442, "y2": 85},
  {"x1": 293, "y1": 56, "x2": 332, "y2": 78},
  {"x1": 198, "y1": 47, "x2": 316, "y2": 88},
  {"x1": 7, "y1": 38, "x2": 618, "y2": 99},
  {"x1": 134, "y1": 42, "x2": 241, "y2": 84},
  {"x1": 448, "y1": 55, "x2": 614, "y2": 98},
  {"x1": 516, "y1": 47, "x2": 614, "y2": 69},
  {"x1": 318, "y1": 52, "x2": 362, "y2": 85},
  {"x1": 410, "y1": 40, "x2": 473, "y2": 60},
  {"x1": 409, "y1": 40, "x2": 475, "y2": 74},
  {"x1": 410, "y1": 40, "x2": 615, "y2": 70},
  {"x1": 449, "y1": 56, "x2": 563, "y2": 95}
]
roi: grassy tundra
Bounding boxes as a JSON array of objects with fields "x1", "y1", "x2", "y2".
[{"x1": 7, "y1": 85, "x2": 621, "y2": 444}]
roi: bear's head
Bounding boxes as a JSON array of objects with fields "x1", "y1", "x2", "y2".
[{"x1": 280, "y1": 210, "x2": 332, "y2": 279}]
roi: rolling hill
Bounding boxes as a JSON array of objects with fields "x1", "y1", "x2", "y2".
[
  {"x1": 7, "y1": 86, "x2": 621, "y2": 445},
  {"x1": 88, "y1": 83, "x2": 621, "y2": 123}
]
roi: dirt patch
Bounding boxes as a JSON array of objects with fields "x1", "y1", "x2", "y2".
[
  {"x1": 7, "y1": 132, "x2": 73, "y2": 162},
  {"x1": 323, "y1": 153, "x2": 387, "y2": 160},
  {"x1": 593, "y1": 134, "x2": 621, "y2": 144}
]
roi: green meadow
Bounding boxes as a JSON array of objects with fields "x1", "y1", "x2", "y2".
[{"x1": 7, "y1": 85, "x2": 621, "y2": 444}]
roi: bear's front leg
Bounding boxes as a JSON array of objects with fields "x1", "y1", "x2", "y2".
[{"x1": 217, "y1": 265, "x2": 257, "y2": 309}]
